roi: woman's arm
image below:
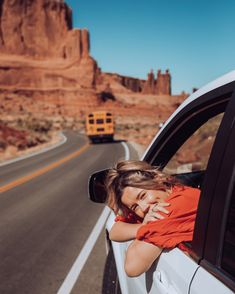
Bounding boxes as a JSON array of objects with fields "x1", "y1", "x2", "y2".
[
  {"x1": 109, "y1": 221, "x2": 142, "y2": 242},
  {"x1": 109, "y1": 202, "x2": 170, "y2": 242},
  {"x1": 125, "y1": 239, "x2": 162, "y2": 277}
]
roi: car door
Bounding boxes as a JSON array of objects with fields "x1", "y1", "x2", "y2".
[{"x1": 123, "y1": 82, "x2": 235, "y2": 294}]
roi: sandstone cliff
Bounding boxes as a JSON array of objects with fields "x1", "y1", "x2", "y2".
[
  {"x1": 0, "y1": 0, "x2": 99, "y2": 97},
  {"x1": 1, "y1": 0, "x2": 76, "y2": 59},
  {"x1": 97, "y1": 69, "x2": 171, "y2": 95}
]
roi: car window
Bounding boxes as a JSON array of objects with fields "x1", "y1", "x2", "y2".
[
  {"x1": 163, "y1": 113, "x2": 224, "y2": 174},
  {"x1": 221, "y1": 185, "x2": 235, "y2": 278}
]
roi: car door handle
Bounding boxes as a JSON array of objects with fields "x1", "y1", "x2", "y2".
[{"x1": 153, "y1": 270, "x2": 179, "y2": 294}]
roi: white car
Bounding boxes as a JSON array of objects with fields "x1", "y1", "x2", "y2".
[{"x1": 89, "y1": 71, "x2": 235, "y2": 294}]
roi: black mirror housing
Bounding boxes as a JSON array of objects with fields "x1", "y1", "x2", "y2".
[{"x1": 88, "y1": 169, "x2": 110, "y2": 203}]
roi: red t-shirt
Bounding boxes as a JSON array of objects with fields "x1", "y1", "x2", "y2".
[{"x1": 136, "y1": 186, "x2": 200, "y2": 248}]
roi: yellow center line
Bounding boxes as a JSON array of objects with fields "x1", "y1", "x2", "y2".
[{"x1": 0, "y1": 143, "x2": 90, "y2": 193}]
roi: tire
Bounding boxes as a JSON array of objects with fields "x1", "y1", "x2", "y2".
[{"x1": 102, "y1": 246, "x2": 122, "y2": 294}]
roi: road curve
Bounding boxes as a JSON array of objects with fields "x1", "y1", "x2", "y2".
[{"x1": 0, "y1": 132, "x2": 135, "y2": 294}]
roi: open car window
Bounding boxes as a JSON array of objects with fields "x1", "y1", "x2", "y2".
[
  {"x1": 146, "y1": 89, "x2": 232, "y2": 190},
  {"x1": 163, "y1": 113, "x2": 224, "y2": 189},
  {"x1": 163, "y1": 113, "x2": 224, "y2": 175}
]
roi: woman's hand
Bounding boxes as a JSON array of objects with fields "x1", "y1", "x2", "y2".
[{"x1": 142, "y1": 202, "x2": 170, "y2": 224}]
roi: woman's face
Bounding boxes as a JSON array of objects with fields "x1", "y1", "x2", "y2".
[{"x1": 121, "y1": 186, "x2": 169, "y2": 218}]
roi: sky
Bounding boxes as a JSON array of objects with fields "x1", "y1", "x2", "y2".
[{"x1": 66, "y1": 0, "x2": 235, "y2": 94}]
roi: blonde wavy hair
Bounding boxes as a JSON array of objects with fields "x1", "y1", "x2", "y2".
[{"x1": 105, "y1": 160, "x2": 180, "y2": 217}]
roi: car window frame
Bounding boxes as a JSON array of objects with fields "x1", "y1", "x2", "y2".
[
  {"x1": 144, "y1": 83, "x2": 234, "y2": 166},
  {"x1": 192, "y1": 84, "x2": 235, "y2": 260},
  {"x1": 197, "y1": 98, "x2": 235, "y2": 292},
  {"x1": 143, "y1": 82, "x2": 235, "y2": 261}
]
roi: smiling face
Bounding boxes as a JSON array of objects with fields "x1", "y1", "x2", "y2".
[{"x1": 121, "y1": 186, "x2": 170, "y2": 218}]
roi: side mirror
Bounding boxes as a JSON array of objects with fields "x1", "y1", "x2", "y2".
[{"x1": 88, "y1": 169, "x2": 110, "y2": 203}]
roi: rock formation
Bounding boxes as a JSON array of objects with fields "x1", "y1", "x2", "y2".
[
  {"x1": 97, "y1": 69, "x2": 171, "y2": 95},
  {"x1": 0, "y1": 0, "x2": 94, "y2": 62},
  {"x1": 0, "y1": 0, "x2": 71, "y2": 57},
  {"x1": 0, "y1": 0, "x2": 100, "y2": 110},
  {"x1": 142, "y1": 69, "x2": 171, "y2": 95}
]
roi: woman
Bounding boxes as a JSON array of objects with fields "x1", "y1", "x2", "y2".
[{"x1": 105, "y1": 160, "x2": 200, "y2": 277}]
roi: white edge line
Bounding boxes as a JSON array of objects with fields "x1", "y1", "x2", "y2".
[
  {"x1": 0, "y1": 132, "x2": 67, "y2": 167},
  {"x1": 121, "y1": 141, "x2": 130, "y2": 160},
  {"x1": 57, "y1": 206, "x2": 111, "y2": 294},
  {"x1": 57, "y1": 141, "x2": 131, "y2": 294}
]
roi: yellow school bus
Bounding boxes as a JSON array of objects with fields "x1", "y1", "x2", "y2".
[{"x1": 85, "y1": 111, "x2": 114, "y2": 143}]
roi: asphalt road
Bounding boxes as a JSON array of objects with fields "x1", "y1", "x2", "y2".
[{"x1": 0, "y1": 131, "x2": 140, "y2": 294}]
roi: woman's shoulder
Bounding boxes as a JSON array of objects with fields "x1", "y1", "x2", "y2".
[
  {"x1": 167, "y1": 185, "x2": 201, "y2": 203},
  {"x1": 162, "y1": 185, "x2": 200, "y2": 217},
  {"x1": 172, "y1": 184, "x2": 201, "y2": 195}
]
